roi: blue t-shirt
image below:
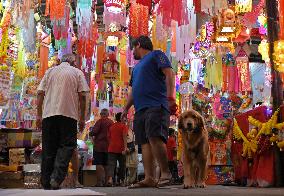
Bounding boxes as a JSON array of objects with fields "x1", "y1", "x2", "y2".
[{"x1": 130, "y1": 50, "x2": 172, "y2": 112}]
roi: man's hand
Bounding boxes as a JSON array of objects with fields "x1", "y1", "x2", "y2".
[
  {"x1": 168, "y1": 97, "x2": 178, "y2": 116},
  {"x1": 78, "y1": 120, "x2": 85, "y2": 133},
  {"x1": 36, "y1": 116, "x2": 42, "y2": 131}
]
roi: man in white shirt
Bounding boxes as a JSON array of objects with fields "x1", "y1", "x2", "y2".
[{"x1": 37, "y1": 54, "x2": 89, "y2": 190}]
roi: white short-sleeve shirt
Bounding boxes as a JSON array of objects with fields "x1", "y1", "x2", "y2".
[{"x1": 38, "y1": 62, "x2": 90, "y2": 121}]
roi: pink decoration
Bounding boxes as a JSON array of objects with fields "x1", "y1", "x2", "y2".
[
  {"x1": 242, "y1": 0, "x2": 265, "y2": 27},
  {"x1": 157, "y1": 0, "x2": 189, "y2": 26}
]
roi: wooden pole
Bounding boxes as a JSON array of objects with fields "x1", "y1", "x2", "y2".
[{"x1": 266, "y1": 0, "x2": 284, "y2": 187}]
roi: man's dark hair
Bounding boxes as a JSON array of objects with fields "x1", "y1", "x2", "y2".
[
  {"x1": 169, "y1": 128, "x2": 175, "y2": 136},
  {"x1": 115, "y1": 112, "x2": 122, "y2": 122},
  {"x1": 132, "y1": 35, "x2": 153, "y2": 51}
]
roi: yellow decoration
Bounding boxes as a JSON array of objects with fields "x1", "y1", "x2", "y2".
[
  {"x1": 248, "y1": 109, "x2": 280, "y2": 138},
  {"x1": 0, "y1": 30, "x2": 9, "y2": 62},
  {"x1": 233, "y1": 109, "x2": 284, "y2": 158},
  {"x1": 235, "y1": 0, "x2": 252, "y2": 14},
  {"x1": 258, "y1": 39, "x2": 270, "y2": 62},
  {"x1": 273, "y1": 40, "x2": 284, "y2": 72},
  {"x1": 233, "y1": 119, "x2": 257, "y2": 158}
]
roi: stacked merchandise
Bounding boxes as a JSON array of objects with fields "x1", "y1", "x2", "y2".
[{"x1": 0, "y1": 128, "x2": 40, "y2": 188}]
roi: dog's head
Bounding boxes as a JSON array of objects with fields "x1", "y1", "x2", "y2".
[{"x1": 178, "y1": 110, "x2": 205, "y2": 133}]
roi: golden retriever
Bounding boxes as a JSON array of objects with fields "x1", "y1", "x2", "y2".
[{"x1": 178, "y1": 109, "x2": 209, "y2": 188}]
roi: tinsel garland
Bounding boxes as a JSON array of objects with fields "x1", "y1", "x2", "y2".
[
  {"x1": 129, "y1": 2, "x2": 149, "y2": 38},
  {"x1": 45, "y1": 0, "x2": 67, "y2": 20},
  {"x1": 0, "y1": 30, "x2": 9, "y2": 63},
  {"x1": 76, "y1": 0, "x2": 93, "y2": 40}
]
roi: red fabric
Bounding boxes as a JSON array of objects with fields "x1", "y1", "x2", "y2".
[
  {"x1": 92, "y1": 118, "x2": 114, "y2": 152},
  {"x1": 108, "y1": 122, "x2": 128, "y2": 153},
  {"x1": 232, "y1": 106, "x2": 274, "y2": 186},
  {"x1": 136, "y1": 0, "x2": 152, "y2": 11},
  {"x1": 193, "y1": 0, "x2": 201, "y2": 13},
  {"x1": 167, "y1": 136, "x2": 177, "y2": 161}
]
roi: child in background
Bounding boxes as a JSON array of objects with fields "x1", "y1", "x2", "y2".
[{"x1": 166, "y1": 128, "x2": 178, "y2": 183}]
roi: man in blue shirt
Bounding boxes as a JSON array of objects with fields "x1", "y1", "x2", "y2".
[{"x1": 122, "y1": 36, "x2": 177, "y2": 188}]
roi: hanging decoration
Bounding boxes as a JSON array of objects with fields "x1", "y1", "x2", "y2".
[
  {"x1": 129, "y1": 2, "x2": 149, "y2": 38},
  {"x1": 76, "y1": 0, "x2": 93, "y2": 39},
  {"x1": 280, "y1": 0, "x2": 284, "y2": 39},
  {"x1": 258, "y1": 39, "x2": 270, "y2": 63},
  {"x1": 45, "y1": 0, "x2": 67, "y2": 21},
  {"x1": 235, "y1": 0, "x2": 252, "y2": 14},
  {"x1": 242, "y1": 0, "x2": 265, "y2": 27},
  {"x1": 233, "y1": 109, "x2": 284, "y2": 158},
  {"x1": 236, "y1": 57, "x2": 251, "y2": 92},
  {"x1": 103, "y1": 5, "x2": 126, "y2": 32},
  {"x1": 76, "y1": 0, "x2": 97, "y2": 59},
  {"x1": 157, "y1": 0, "x2": 189, "y2": 27},
  {"x1": 273, "y1": 40, "x2": 284, "y2": 72},
  {"x1": 104, "y1": 0, "x2": 125, "y2": 13}
]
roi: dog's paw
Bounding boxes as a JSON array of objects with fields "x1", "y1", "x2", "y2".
[{"x1": 196, "y1": 183, "x2": 206, "y2": 188}]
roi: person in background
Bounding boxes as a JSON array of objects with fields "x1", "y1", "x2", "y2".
[
  {"x1": 167, "y1": 128, "x2": 178, "y2": 183},
  {"x1": 37, "y1": 54, "x2": 89, "y2": 190},
  {"x1": 126, "y1": 127, "x2": 138, "y2": 186},
  {"x1": 90, "y1": 109, "x2": 113, "y2": 186},
  {"x1": 122, "y1": 36, "x2": 177, "y2": 188},
  {"x1": 106, "y1": 112, "x2": 128, "y2": 186}
]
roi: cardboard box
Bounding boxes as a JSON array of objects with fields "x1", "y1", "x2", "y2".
[
  {"x1": 0, "y1": 131, "x2": 8, "y2": 151},
  {"x1": 83, "y1": 170, "x2": 97, "y2": 187},
  {"x1": 9, "y1": 148, "x2": 26, "y2": 166},
  {"x1": 0, "y1": 171, "x2": 23, "y2": 180}
]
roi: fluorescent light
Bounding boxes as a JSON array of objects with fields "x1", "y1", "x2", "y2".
[
  {"x1": 216, "y1": 37, "x2": 229, "y2": 42},
  {"x1": 221, "y1": 27, "x2": 235, "y2": 33}
]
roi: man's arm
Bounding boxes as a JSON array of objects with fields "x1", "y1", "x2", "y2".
[
  {"x1": 121, "y1": 88, "x2": 134, "y2": 120},
  {"x1": 122, "y1": 128, "x2": 128, "y2": 155},
  {"x1": 162, "y1": 67, "x2": 177, "y2": 115},
  {"x1": 36, "y1": 90, "x2": 45, "y2": 130},
  {"x1": 78, "y1": 92, "x2": 87, "y2": 133},
  {"x1": 162, "y1": 67, "x2": 175, "y2": 98}
]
